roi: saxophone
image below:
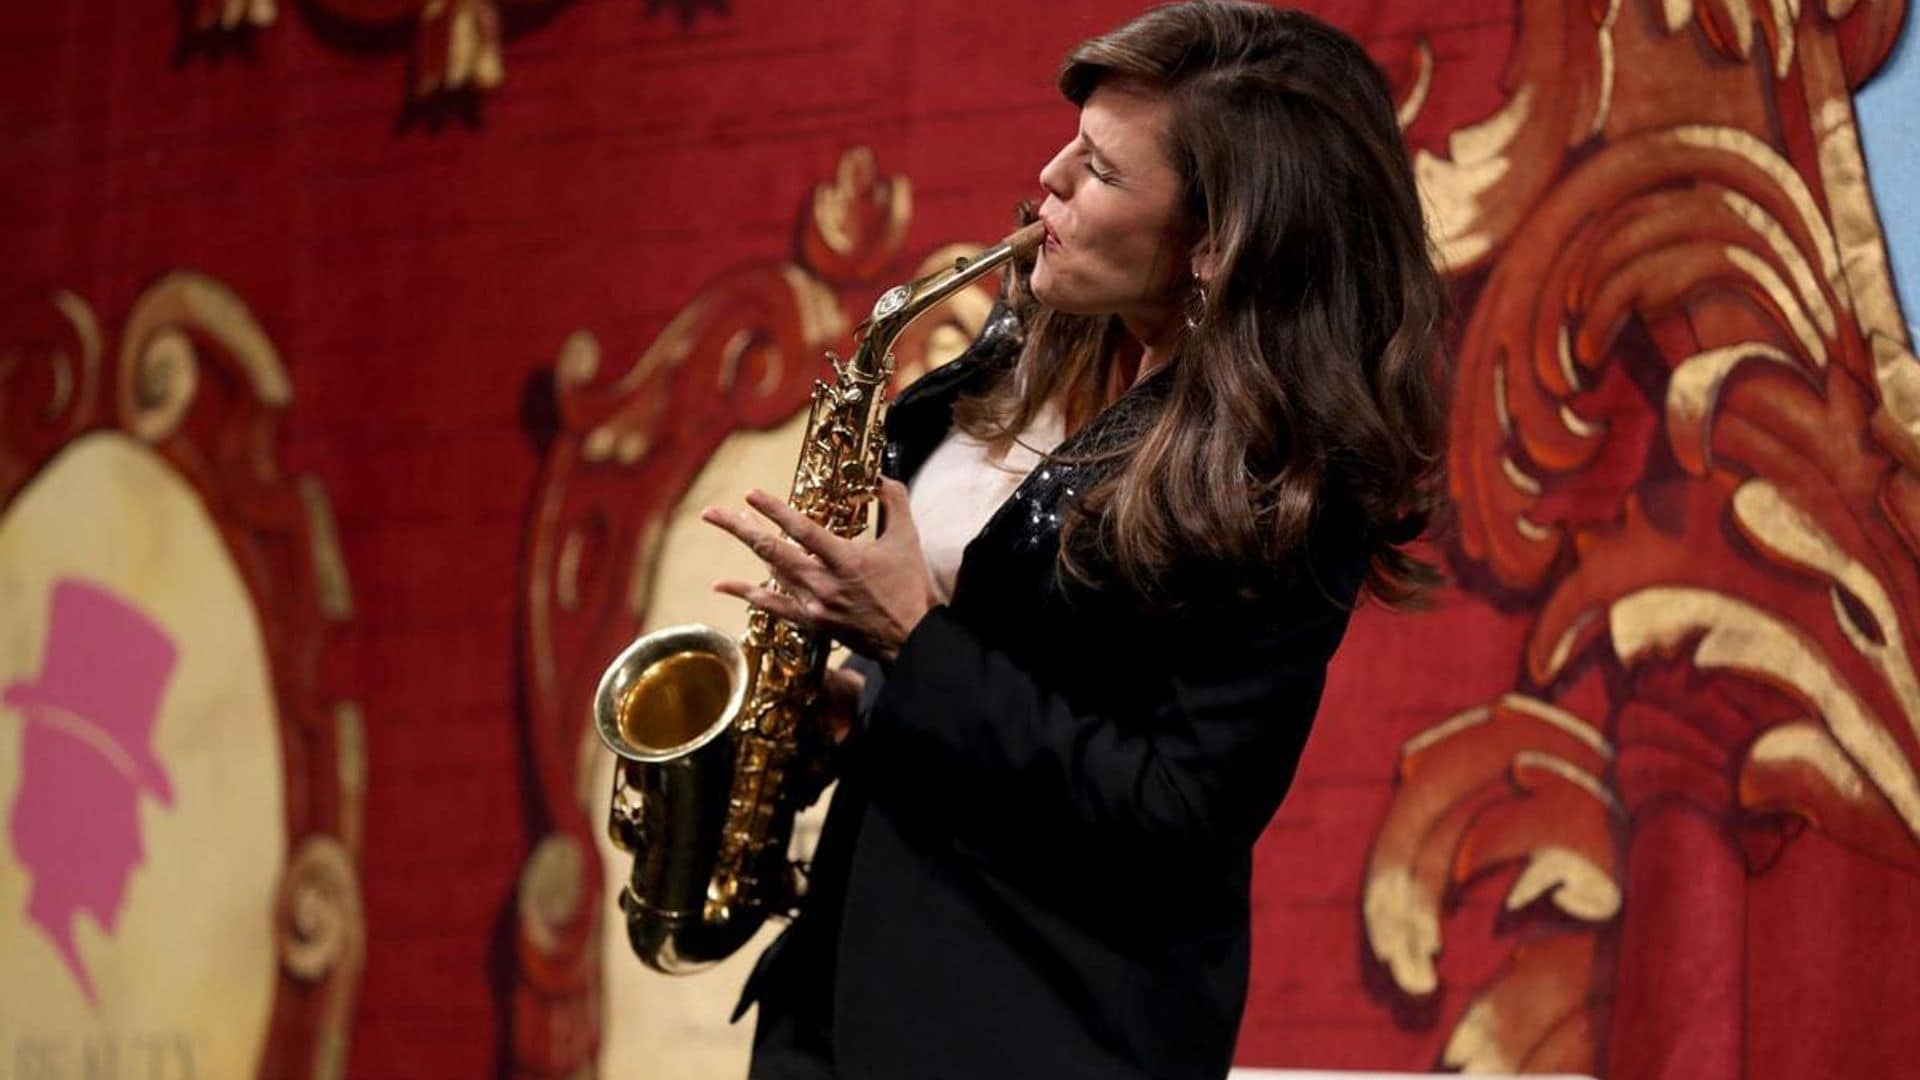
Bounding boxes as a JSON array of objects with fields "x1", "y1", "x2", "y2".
[{"x1": 593, "y1": 221, "x2": 1045, "y2": 974}]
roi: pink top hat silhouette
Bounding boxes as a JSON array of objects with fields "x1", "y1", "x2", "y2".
[{"x1": 4, "y1": 580, "x2": 177, "y2": 805}]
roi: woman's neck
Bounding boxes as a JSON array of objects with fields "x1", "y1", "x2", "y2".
[
  {"x1": 1054, "y1": 309, "x2": 1181, "y2": 437},
  {"x1": 1121, "y1": 303, "x2": 1175, "y2": 378},
  {"x1": 1112, "y1": 306, "x2": 1180, "y2": 396}
]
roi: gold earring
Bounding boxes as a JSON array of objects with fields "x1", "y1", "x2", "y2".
[{"x1": 1184, "y1": 275, "x2": 1209, "y2": 331}]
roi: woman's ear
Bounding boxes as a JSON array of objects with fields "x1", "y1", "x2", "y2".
[{"x1": 1189, "y1": 236, "x2": 1220, "y2": 285}]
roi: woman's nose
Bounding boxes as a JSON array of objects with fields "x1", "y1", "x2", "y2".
[{"x1": 1037, "y1": 144, "x2": 1073, "y2": 200}]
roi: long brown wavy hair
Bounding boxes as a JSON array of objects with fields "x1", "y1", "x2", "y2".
[{"x1": 957, "y1": 1, "x2": 1449, "y2": 607}]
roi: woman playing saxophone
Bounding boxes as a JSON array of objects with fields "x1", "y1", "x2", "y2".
[{"x1": 701, "y1": 3, "x2": 1449, "y2": 1076}]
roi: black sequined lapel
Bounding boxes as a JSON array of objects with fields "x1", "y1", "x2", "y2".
[{"x1": 948, "y1": 364, "x2": 1175, "y2": 611}]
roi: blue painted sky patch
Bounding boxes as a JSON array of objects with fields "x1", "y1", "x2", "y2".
[{"x1": 1857, "y1": 18, "x2": 1919, "y2": 342}]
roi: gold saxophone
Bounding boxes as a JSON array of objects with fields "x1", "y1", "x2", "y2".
[{"x1": 593, "y1": 222, "x2": 1044, "y2": 973}]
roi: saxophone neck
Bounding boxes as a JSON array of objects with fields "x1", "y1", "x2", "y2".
[{"x1": 847, "y1": 221, "x2": 1046, "y2": 378}]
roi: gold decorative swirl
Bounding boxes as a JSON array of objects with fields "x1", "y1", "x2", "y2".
[
  {"x1": 518, "y1": 833, "x2": 588, "y2": 957},
  {"x1": 1610, "y1": 586, "x2": 1920, "y2": 835},
  {"x1": 1723, "y1": 246, "x2": 1830, "y2": 365},
  {"x1": 278, "y1": 835, "x2": 366, "y2": 982},
  {"x1": 556, "y1": 330, "x2": 601, "y2": 391},
  {"x1": 127, "y1": 328, "x2": 200, "y2": 442},
  {"x1": 1660, "y1": 0, "x2": 1807, "y2": 77},
  {"x1": 1403, "y1": 692, "x2": 1615, "y2": 758},
  {"x1": 1365, "y1": 696, "x2": 1619, "y2": 998},
  {"x1": 807, "y1": 147, "x2": 913, "y2": 278},
  {"x1": 557, "y1": 527, "x2": 587, "y2": 613},
  {"x1": 1869, "y1": 333, "x2": 1920, "y2": 471},
  {"x1": 426, "y1": 0, "x2": 504, "y2": 95},
  {"x1": 1363, "y1": 863, "x2": 1441, "y2": 995},
  {"x1": 1741, "y1": 721, "x2": 1920, "y2": 867},
  {"x1": 118, "y1": 271, "x2": 292, "y2": 441},
  {"x1": 1394, "y1": 40, "x2": 1434, "y2": 130},
  {"x1": 1502, "y1": 839, "x2": 1621, "y2": 920},
  {"x1": 48, "y1": 290, "x2": 103, "y2": 421},
  {"x1": 1808, "y1": 92, "x2": 1920, "y2": 449},
  {"x1": 1731, "y1": 479, "x2": 1920, "y2": 723},
  {"x1": 784, "y1": 265, "x2": 848, "y2": 351},
  {"x1": 1415, "y1": 86, "x2": 1533, "y2": 270},
  {"x1": 121, "y1": 271, "x2": 290, "y2": 401},
  {"x1": 1721, "y1": 189, "x2": 1839, "y2": 339},
  {"x1": 195, "y1": 0, "x2": 276, "y2": 30},
  {"x1": 335, "y1": 702, "x2": 367, "y2": 855},
  {"x1": 1440, "y1": 936, "x2": 1600, "y2": 1073},
  {"x1": 1751, "y1": 721, "x2": 1869, "y2": 800},
  {"x1": 1590, "y1": 0, "x2": 1621, "y2": 139},
  {"x1": 300, "y1": 476, "x2": 356, "y2": 622},
  {"x1": 1671, "y1": 125, "x2": 1847, "y2": 303},
  {"x1": 1501, "y1": 454, "x2": 1543, "y2": 497},
  {"x1": 1665, "y1": 342, "x2": 1804, "y2": 475},
  {"x1": 1410, "y1": 1, "x2": 1621, "y2": 273}
]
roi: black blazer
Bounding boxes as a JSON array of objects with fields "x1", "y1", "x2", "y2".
[{"x1": 743, "y1": 307, "x2": 1370, "y2": 1080}]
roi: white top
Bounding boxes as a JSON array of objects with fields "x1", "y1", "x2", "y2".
[{"x1": 908, "y1": 405, "x2": 1066, "y2": 603}]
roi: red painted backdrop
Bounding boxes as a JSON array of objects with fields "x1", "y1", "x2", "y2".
[{"x1": 3, "y1": 0, "x2": 1916, "y2": 1077}]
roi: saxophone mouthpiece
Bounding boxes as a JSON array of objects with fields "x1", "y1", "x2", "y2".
[{"x1": 1006, "y1": 221, "x2": 1047, "y2": 256}]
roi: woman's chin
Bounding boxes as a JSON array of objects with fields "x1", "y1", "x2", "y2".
[
  {"x1": 1030, "y1": 275, "x2": 1090, "y2": 316},
  {"x1": 1029, "y1": 263, "x2": 1054, "y2": 302},
  {"x1": 1037, "y1": 295, "x2": 1103, "y2": 317}
]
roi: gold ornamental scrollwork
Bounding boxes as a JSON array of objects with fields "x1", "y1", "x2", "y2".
[
  {"x1": 186, "y1": 0, "x2": 729, "y2": 103},
  {"x1": 1363, "y1": 0, "x2": 1917, "y2": 1072},
  {"x1": 276, "y1": 837, "x2": 363, "y2": 1080},
  {"x1": 519, "y1": 832, "x2": 588, "y2": 960},
  {"x1": 116, "y1": 273, "x2": 291, "y2": 444},
  {"x1": 0, "y1": 290, "x2": 103, "y2": 490},
  {"x1": 280, "y1": 835, "x2": 367, "y2": 982}
]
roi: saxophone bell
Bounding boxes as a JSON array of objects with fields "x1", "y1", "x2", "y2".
[
  {"x1": 594, "y1": 625, "x2": 759, "y2": 973},
  {"x1": 595, "y1": 624, "x2": 746, "y2": 766}
]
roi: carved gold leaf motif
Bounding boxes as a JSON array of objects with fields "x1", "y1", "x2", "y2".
[{"x1": 1368, "y1": 0, "x2": 1917, "y2": 1070}]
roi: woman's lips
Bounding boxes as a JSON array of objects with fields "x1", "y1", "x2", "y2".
[{"x1": 1040, "y1": 218, "x2": 1061, "y2": 249}]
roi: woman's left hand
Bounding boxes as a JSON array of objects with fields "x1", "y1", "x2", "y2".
[{"x1": 701, "y1": 478, "x2": 936, "y2": 663}]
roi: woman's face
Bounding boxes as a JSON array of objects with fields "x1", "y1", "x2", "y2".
[{"x1": 1032, "y1": 80, "x2": 1193, "y2": 328}]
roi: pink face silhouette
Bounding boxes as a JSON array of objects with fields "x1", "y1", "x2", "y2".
[{"x1": 4, "y1": 579, "x2": 178, "y2": 1004}]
